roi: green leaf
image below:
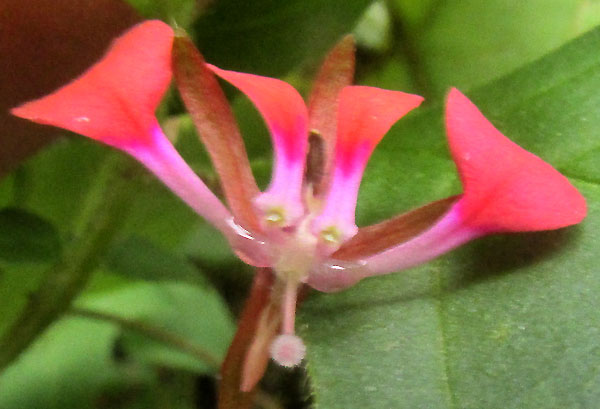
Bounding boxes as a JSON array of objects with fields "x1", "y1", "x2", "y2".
[
  {"x1": 104, "y1": 235, "x2": 206, "y2": 285},
  {"x1": 0, "y1": 314, "x2": 152, "y2": 409},
  {"x1": 124, "y1": 0, "x2": 198, "y2": 28},
  {"x1": 0, "y1": 264, "x2": 46, "y2": 336},
  {"x1": 0, "y1": 207, "x2": 61, "y2": 262},
  {"x1": 83, "y1": 281, "x2": 234, "y2": 374},
  {"x1": 0, "y1": 279, "x2": 234, "y2": 409},
  {"x1": 407, "y1": 0, "x2": 600, "y2": 97},
  {"x1": 301, "y1": 27, "x2": 600, "y2": 409},
  {"x1": 191, "y1": 0, "x2": 372, "y2": 76}
]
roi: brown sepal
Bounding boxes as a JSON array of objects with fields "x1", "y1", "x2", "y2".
[
  {"x1": 334, "y1": 196, "x2": 459, "y2": 260},
  {"x1": 218, "y1": 268, "x2": 274, "y2": 409},
  {"x1": 307, "y1": 35, "x2": 356, "y2": 196},
  {"x1": 172, "y1": 33, "x2": 262, "y2": 233}
]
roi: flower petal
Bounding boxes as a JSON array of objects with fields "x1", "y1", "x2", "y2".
[
  {"x1": 207, "y1": 64, "x2": 309, "y2": 226},
  {"x1": 311, "y1": 86, "x2": 423, "y2": 245},
  {"x1": 11, "y1": 20, "x2": 173, "y2": 150},
  {"x1": 12, "y1": 22, "x2": 271, "y2": 267},
  {"x1": 368, "y1": 203, "x2": 483, "y2": 274},
  {"x1": 322, "y1": 89, "x2": 588, "y2": 284},
  {"x1": 335, "y1": 86, "x2": 424, "y2": 174},
  {"x1": 446, "y1": 88, "x2": 587, "y2": 232}
]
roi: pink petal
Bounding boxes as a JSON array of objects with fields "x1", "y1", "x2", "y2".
[
  {"x1": 208, "y1": 64, "x2": 309, "y2": 225},
  {"x1": 125, "y1": 127, "x2": 270, "y2": 268},
  {"x1": 342, "y1": 90, "x2": 588, "y2": 282},
  {"x1": 446, "y1": 88, "x2": 587, "y2": 232},
  {"x1": 207, "y1": 64, "x2": 309, "y2": 163},
  {"x1": 335, "y1": 86, "x2": 424, "y2": 174},
  {"x1": 357, "y1": 203, "x2": 484, "y2": 281},
  {"x1": 311, "y1": 86, "x2": 423, "y2": 245},
  {"x1": 11, "y1": 20, "x2": 173, "y2": 149}
]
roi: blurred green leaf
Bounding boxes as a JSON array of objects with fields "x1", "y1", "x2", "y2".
[
  {"x1": 104, "y1": 235, "x2": 206, "y2": 285},
  {"x1": 0, "y1": 279, "x2": 234, "y2": 408},
  {"x1": 192, "y1": 0, "x2": 373, "y2": 76},
  {"x1": 83, "y1": 281, "x2": 234, "y2": 374},
  {"x1": 0, "y1": 315, "x2": 152, "y2": 409},
  {"x1": 391, "y1": 0, "x2": 436, "y2": 28},
  {"x1": 124, "y1": 0, "x2": 199, "y2": 28},
  {"x1": 398, "y1": 0, "x2": 600, "y2": 97},
  {"x1": 301, "y1": 26, "x2": 600, "y2": 409},
  {"x1": 3, "y1": 139, "x2": 109, "y2": 235},
  {"x1": 0, "y1": 264, "x2": 46, "y2": 336},
  {"x1": 0, "y1": 207, "x2": 61, "y2": 262}
]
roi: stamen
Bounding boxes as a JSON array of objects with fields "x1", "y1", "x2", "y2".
[
  {"x1": 264, "y1": 207, "x2": 286, "y2": 226},
  {"x1": 320, "y1": 226, "x2": 342, "y2": 245}
]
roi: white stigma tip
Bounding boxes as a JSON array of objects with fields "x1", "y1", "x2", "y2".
[{"x1": 270, "y1": 334, "x2": 306, "y2": 367}]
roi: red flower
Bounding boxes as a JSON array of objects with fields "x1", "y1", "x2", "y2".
[{"x1": 12, "y1": 22, "x2": 586, "y2": 374}]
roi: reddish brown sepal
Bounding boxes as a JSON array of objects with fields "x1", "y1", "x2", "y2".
[
  {"x1": 172, "y1": 33, "x2": 262, "y2": 233},
  {"x1": 218, "y1": 268, "x2": 274, "y2": 409},
  {"x1": 307, "y1": 35, "x2": 356, "y2": 195},
  {"x1": 334, "y1": 196, "x2": 459, "y2": 260}
]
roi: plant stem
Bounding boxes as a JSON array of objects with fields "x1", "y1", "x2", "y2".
[
  {"x1": 69, "y1": 306, "x2": 221, "y2": 370},
  {"x1": 0, "y1": 152, "x2": 135, "y2": 372}
]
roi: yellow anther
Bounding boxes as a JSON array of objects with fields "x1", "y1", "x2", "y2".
[
  {"x1": 320, "y1": 226, "x2": 341, "y2": 245},
  {"x1": 264, "y1": 207, "x2": 286, "y2": 226}
]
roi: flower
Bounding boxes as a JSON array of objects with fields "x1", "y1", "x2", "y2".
[{"x1": 12, "y1": 20, "x2": 586, "y2": 382}]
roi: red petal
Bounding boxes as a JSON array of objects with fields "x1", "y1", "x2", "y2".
[
  {"x1": 336, "y1": 86, "x2": 423, "y2": 173},
  {"x1": 446, "y1": 88, "x2": 587, "y2": 232},
  {"x1": 207, "y1": 64, "x2": 308, "y2": 162},
  {"x1": 11, "y1": 20, "x2": 173, "y2": 148}
]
